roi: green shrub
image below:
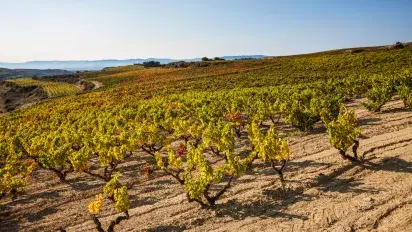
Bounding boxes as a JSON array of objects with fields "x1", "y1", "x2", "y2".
[
  {"x1": 249, "y1": 122, "x2": 289, "y2": 184},
  {"x1": 280, "y1": 90, "x2": 320, "y2": 131},
  {"x1": 394, "y1": 41, "x2": 405, "y2": 49},
  {"x1": 142, "y1": 61, "x2": 162, "y2": 68},
  {"x1": 326, "y1": 107, "x2": 362, "y2": 162},
  {"x1": 362, "y1": 75, "x2": 396, "y2": 112},
  {"x1": 396, "y1": 75, "x2": 412, "y2": 107}
]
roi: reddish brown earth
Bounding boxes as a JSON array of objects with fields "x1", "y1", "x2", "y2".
[{"x1": 1, "y1": 99, "x2": 412, "y2": 232}]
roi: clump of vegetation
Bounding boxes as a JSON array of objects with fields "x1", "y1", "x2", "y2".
[
  {"x1": 0, "y1": 151, "x2": 36, "y2": 199},
  {"x1": 396, "y1": 75, "x2": 412, "y2": 108},
  {"x1": 362, "y1": 75, "x2": 396, "y2": 112},
  {"x1": 280, "y1": 90, "x2": 320, "y2": 131},
  {"x1": 393, "y1": 41, "x2": 405, "y2": 49},
  {"x1": 142, "y1": 61, "x2": 162, "y2": 68},
  {"x1": 202, "y1": 57, "x2": 226, "y2": 61},
  {"x1": 397, "y1": 86, "x2": 412, "y2": 108},
  {"x1": 154, "y1": 120, "x2": 251, "y2": 208},
  {"x1": 326, "y1": 107, "x2": 362, "y2": 162},
  {"x1": 164, "y1": 61, "x2": 191, "y2": 68},
  {"x1": 319, "y1": 95, "x2": 344, "y2": 124},
  {"x1": 249, "y1": 122, "x2": 289, "y2": 185},
  {"x1": 88, "y1": 176, "x2": 130, "y2": 232}
]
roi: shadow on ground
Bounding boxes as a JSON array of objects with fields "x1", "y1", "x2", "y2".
[
  {"x1": 146, "y1": 225, "x2": 187, "y2": 232},
  {"x1": 213, "y1": 187, "x2": 310, "y2": 220},
  {"x1": 359, "y1": 117, "x2": 381, "y2": 126}
]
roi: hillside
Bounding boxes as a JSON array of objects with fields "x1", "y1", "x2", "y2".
[
  {"x1": 0, "y1": 68, "x2": 72, "y2": 80},
  {"x1": 0, "y1": 82, "x2": 48, "y2": 113},
  {"x1": 2, "y1": 98, "x2": 412, "y2": 231},
  {"x1": 1, "y1": 43, "x2": 412, "y2": 232},
  {"x1": 0, "y1": 76, "x2": 100, "y2": 113},
  {"x1": 76, "y1": 43, "x2": 412, "y2": 99}
]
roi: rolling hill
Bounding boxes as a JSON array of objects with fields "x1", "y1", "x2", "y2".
[
  {"x1": 1, "y1": 43, "x2": 412, "y2": 232},
  {"x1": 0, "y1": 68, "x2": 72, "y2": 80}
]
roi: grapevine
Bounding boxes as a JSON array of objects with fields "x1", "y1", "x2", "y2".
[
  {"x1": 326, "y1": 106, "x2": 362, "y2": 162},
  {"x1": 0, "y1": 46, "x2": 411, "y2": 230}
]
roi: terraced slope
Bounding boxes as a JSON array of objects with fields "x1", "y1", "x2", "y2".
[{"x1": 5, "y1": 78, "x2": 80, "y2": 97}]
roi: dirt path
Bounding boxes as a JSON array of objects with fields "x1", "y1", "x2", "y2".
[{"x1": 1, "y1": 99, "x2": 412, "y2": 232}]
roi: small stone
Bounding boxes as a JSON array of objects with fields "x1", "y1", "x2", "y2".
[
  {"x1": 363, "y1": 197, "x2": 374, "y2": 202},
  {"x1": 358, "y1": 197, "x2": 374, "y2": 211},
  {"x1": 190, "y1": 218, "x2": 205, "y2": 226}
]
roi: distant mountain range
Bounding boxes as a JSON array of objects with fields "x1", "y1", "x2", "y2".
[{"x1": 0, "y1": 55, "x2": 265, "y2": 71}]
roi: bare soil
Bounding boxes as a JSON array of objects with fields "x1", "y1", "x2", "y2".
[
  {"x1": 90, "y1": 81, "x2": 103, "y2": 89},
  {"x1": 77, "y1": 80, "x2": 103, "y2": 91},
  {"x1": 0, "y1": 82, "x2": 48, "y2": 113},
  {"x1": 1, "y1": 99, "x2": 412, "y2": 232}
]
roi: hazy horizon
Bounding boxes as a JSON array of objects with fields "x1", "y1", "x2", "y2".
[
  {"x1": 1, "y1": 0, "x2": 412, "y2": 62},
  {"x1": 0, "y1": 55, "x2": 266, "y2": 63}
]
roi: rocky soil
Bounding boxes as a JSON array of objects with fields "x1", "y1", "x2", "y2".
[{"x1": 1, "y1": 99, "x2": 412, "y2": 232}]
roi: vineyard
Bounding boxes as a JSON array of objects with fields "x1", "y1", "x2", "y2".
[
  {"x1": 5, "y1": 78, "x2": 80, "y2": 97},
  {"x1": 1, "y1": 44, "x2": 412, "y2": 231}
]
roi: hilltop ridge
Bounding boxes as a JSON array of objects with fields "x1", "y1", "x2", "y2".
[
  {"x1": 0, "y1": 68, "x2": 72, "y2": 80},
  {"x1": 0, "y1": 55, "x2": 265, "y2": 71}
]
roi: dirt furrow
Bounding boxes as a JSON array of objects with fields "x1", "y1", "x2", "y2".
[{"x1": 1, "y1": 99, "x2": 412, "y2": 231}]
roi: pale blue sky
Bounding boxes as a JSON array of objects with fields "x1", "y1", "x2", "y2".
[{"x1": 1, "y1": 0, "x2": 411, "y2": 62}]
